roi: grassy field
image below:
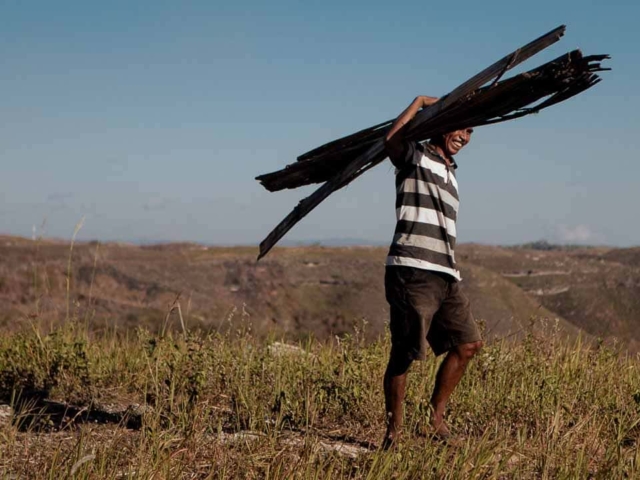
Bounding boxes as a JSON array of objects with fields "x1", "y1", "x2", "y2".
[{"x1": 1, "y1": 317, "x2": 640, "y2": 479}]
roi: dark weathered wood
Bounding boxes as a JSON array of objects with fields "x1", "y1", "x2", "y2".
[
  {"x1": 297, "y1": 119, "x2": 392, "y2": 163},
  {"x1": 256, "y1": 26, "x2": 609, "y2": 260},
  {"x1": 258, "y1": 48, "x2": 608, "y2": 193},
  {"x1": 258, "y1": 141, "x2": 387, "y2": 260},
  {"x1": 257, "y1": 26, "x2": 567, "y2": 193},
  {"x1": 322, "y1": 25, "x2": 566, "y2": 157}
]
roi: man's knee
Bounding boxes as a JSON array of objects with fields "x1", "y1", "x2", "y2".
[{"x1": 454, "y1": 340, "x2": 483, "y2": 360}]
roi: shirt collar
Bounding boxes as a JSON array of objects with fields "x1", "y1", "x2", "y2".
[{"x1": 422, "y1": 142, "x2": 458, "y2": 170}]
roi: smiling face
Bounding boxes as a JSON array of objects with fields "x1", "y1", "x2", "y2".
[{"x1": 442, "y1": 128, "x2": 474, "y2": 157}]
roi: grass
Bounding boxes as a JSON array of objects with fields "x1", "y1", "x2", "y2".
[
  {"x1": 0, "y1": 317, "x2": 639, "y2": 479},
  {"x1": 1, "y1": 229, "x2": 638, "y2": 478}
]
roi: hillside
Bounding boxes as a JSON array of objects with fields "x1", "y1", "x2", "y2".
[
  {"x1": 459, "y1": 244, "x2": 640, "y2": 349},
  {"x1": 0, "y1": 236, "x2": 639, "y2": 347}
]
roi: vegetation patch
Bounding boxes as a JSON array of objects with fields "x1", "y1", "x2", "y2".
[{"x1": 1, "y1": 321, "x2": 639, "y2": 478}]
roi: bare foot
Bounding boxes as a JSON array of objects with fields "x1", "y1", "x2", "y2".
[
  {"x1": 430, "y1": 415, "x2": 452, "y2": 441},
  {"x1": 381, "y1": 430, "x2": 399, "y2": 450}
]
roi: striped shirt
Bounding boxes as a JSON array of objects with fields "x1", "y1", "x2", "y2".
[{"x1": 386, "y1": 141, "x2": 462, "y2": 281}]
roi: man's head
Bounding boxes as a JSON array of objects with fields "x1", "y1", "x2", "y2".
[{"x1": 434, "y1": 128, "x2": 474, "y2": 158}]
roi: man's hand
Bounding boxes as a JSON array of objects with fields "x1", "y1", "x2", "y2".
[
  {"x1": 417, "y1": 95, "x2": 439, "y2": 109},
  {"x1": 385, "y1": 96, "x2": 439, "y2": 163}
]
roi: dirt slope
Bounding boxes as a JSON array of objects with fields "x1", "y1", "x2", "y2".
[
  {"x1": 458, "y1": 244, "x2": 640, "y2": 349},
  {"x1": 1, "y1": 237, "x2": 637, "y2": 347}
]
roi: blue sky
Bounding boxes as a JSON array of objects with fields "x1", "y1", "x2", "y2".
[{"x1": 1, "y1": 0, "x2": 638, "y2": 247}]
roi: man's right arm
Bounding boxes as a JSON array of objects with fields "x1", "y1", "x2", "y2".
[{"x1": 385, "y1": 95, "x2": 438, "y2": 167}]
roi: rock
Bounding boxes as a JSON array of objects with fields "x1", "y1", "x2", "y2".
[
  {"x1": 0, "y1": 403, "x2": 13, "y2": 427},
  {"x1": 216, "y1": 431, "x2": 264, "y2": 445},
  {"x1": 267, "y1": 342, "x2": 317, "y2": 359}
]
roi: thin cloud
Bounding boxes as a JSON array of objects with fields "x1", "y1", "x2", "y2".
[{"x1": 556, "y1": 224, "x2": 602, "y2": 244}]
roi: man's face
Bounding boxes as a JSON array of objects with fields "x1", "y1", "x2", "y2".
[{"x1": 443, "y1": 128, "x2": 473, "y2": 156}]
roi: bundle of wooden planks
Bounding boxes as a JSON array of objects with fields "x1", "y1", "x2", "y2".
[{"x1": 255, "y1": 26, "x2": 609, "y2": 260}]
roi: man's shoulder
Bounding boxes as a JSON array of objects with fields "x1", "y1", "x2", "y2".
[{"x1": 389, "y1": 140, "x2": 420, "y2": 170}]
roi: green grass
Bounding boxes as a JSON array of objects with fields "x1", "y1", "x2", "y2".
[{"x1": 0, "y1": 318, "x2": 639, "y2": 479}]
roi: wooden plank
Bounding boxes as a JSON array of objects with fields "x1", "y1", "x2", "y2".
[
  {"x1": 257, "y1": 26, "x2": 567, "y2": 260},
  {"x1": 404, "y1": 25, "x2": 566, "y2": 138},
  {"x1": 258, "y1": 140, "x2": 387, "y2": 260},
  {"x1": 257, "y1": 26, "x2": 567, "y2": 193},
  {"x1": 259, "y1": 46, "x2": 608, "y2": 196}
]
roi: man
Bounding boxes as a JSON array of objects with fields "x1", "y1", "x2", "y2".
[{"x1": 382, "y1": 95, "x2": 483, "y2": 447}]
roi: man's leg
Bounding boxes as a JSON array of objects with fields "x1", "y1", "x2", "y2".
[
  {"x1": 429, "y1": 340, "x2": 483, "y2": 436},
  {"x1": 382, "y1": 267, "x2": 442, "y2": 447},
  {"x1": 382, "y1": 349, "x2": 413, "y2": 447}
]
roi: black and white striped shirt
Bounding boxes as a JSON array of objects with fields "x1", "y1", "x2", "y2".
[{"x1": 386, "y1": 141, "x2": 461, "y2": 281}]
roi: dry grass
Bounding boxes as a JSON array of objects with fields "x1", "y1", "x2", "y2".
[
  {"x1": 1, "y1": 318, "x2": 639, "y2": 479},
  {"x1": 1, "y1": 235, "x2": 639, "y2": 478}
]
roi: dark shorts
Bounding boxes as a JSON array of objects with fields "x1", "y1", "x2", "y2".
[{"x1": 385, "y1": 266, "x2": 481, "y2": 359}]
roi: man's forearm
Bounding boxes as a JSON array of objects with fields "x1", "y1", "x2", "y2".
[{"x1": 385, "y1": 96, "x2": 438, "y2": 143}]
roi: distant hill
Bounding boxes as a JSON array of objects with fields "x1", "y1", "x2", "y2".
[
  {"x1": 0, "y1": 236, "x2": 638, "y2": 349},
  {"x1": 459, "y1": 243, "x2": 640, "y2": 350}
]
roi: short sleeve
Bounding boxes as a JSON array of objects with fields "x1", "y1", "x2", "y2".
[{"x1": 388, "y1": 140, "x2": 417, "y2": 170}]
